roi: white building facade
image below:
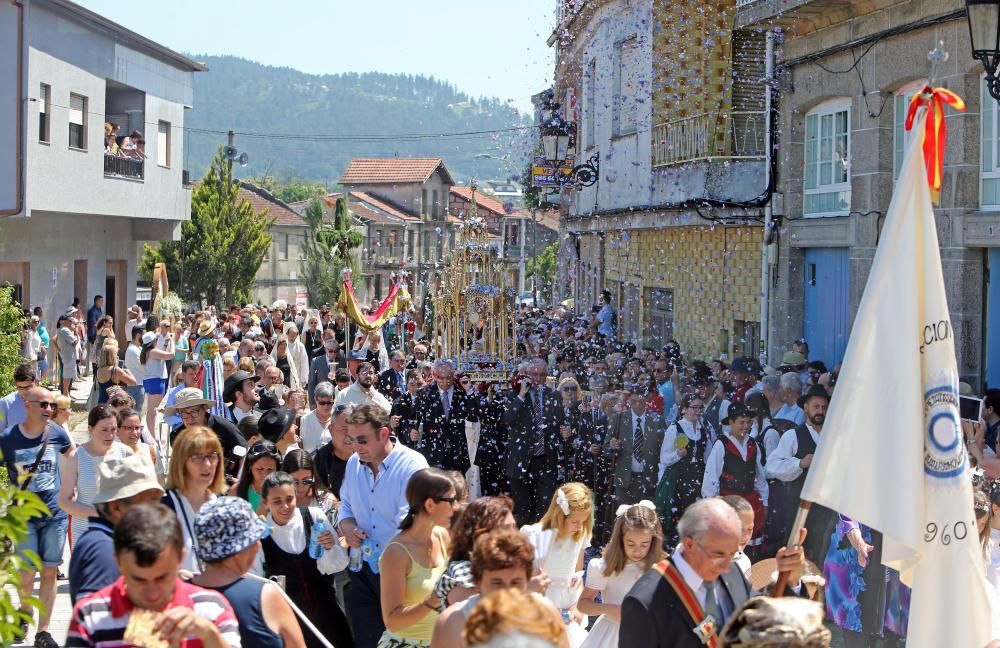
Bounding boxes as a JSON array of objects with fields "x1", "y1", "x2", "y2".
[{"x1": 0, "y1": 0, "x2": 203, "y2": 343}]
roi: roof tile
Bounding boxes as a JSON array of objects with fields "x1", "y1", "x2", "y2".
[{"x1": 339, "y1": 158, "x2": 450, "y2": 185}]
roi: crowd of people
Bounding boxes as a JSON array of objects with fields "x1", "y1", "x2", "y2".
[
  {"x1": 104, "y1": 123, "x2": 146, "y2": 160},
  {"x1": 4, "y1": 291, "x2": 1000, "y2": 647}
]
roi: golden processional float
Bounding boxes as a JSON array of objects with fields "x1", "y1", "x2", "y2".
[{"x1": 431, "y1": 182, "x2": 517, "y2": 381}]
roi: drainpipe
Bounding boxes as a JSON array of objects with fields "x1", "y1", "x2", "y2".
[
  {"x1": 1, "y1": 0, "x2": 25, "y2": 216},
  {"x1": 759, "y1": 30, "x2": 776, "y2": 366}
]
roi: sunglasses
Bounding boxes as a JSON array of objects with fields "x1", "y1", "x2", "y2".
[
  {"x1": 248, "y1": 442, "x2": 279, "y2": 459},
  {"x1": 316, "y1": 399, "x2": 335, "y2": 407},
  {"x1": 29, "y1": 401, "x2": 56, "y2": 410},
  {"x1": 293, "y1": 479, "x2": 315, "y2": 487}
]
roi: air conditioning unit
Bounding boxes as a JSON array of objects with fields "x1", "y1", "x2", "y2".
[
  {"x1": 289, "y1": 271, "x2": 297, "y2": 280},
  {"x1": 182, "y1": 170, "x2": 191, "y2": 185}
]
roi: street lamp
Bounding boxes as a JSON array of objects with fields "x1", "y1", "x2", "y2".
[
  {"x1": 542, "y1": 133, "x2": 571, "y2": 164},
  {"x1": 967, "y1": 0, "x2": 1000, "y2": 100}
]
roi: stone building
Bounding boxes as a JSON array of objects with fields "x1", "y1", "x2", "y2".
[
  {"x1": 550, "y1": 0, "x2": 770, "y2": 358},
  {"x1": 737, "y1": 0, "x2": 998, "y2": 386}
]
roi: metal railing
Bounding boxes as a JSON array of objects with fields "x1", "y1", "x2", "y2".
[
  {"x1": 735, "y1": 0, "x2": 758, "y2": 6},
  {"x1": 104, "y1": 154, "x2": 144, "y2": 180},
  {"x1": 652, "y1": 111, "x2": 766, "y2": 168}
]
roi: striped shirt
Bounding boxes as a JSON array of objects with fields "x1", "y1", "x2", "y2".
[{"x1": 66, "y1": 577, "x2": 241, "y2": 647}]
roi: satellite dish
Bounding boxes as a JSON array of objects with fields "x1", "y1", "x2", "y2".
[
  {"x1": 238, "y1": 152, "x2": 249, "y2": 167},
  {"x1": 223, "y1": 145, "x2": 238, "y2": 160}
]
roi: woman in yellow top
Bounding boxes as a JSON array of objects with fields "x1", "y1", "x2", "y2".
[{"x1": 378, "y1": 468, "x2": 458, "y2": 648}]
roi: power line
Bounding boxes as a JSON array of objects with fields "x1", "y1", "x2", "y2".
[{"x1": 30, "y1": 97, "x2": 535, "y2": 142}]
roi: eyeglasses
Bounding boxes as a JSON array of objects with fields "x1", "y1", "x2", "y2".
[
  {"x1": 316, "y1": 399, "x2": 335, "y2": 407},
  {"x1": 188, "y1": 452, "x2": 220, "y2": 465},
  {"x1": 693, "y1": 539, "x2": 738, "y2": 563},
  {"x1": 293, "y1": 479, "x2": 315, "y2": 487},
  {"x1": 29, "y1": 401, "x2": 55, "y2": 410},
  {"x1": 435, "y1": 496, "x2": 458, "y2": 504}
]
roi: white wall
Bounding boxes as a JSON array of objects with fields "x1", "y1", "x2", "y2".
[
  {"x1": 25, "y1": 48, "x2": 191, "y2": 220},
  {"x1": 572, "y1": 0, "x2": 654, "y2": 214}
]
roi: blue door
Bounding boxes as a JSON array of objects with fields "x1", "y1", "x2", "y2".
[
  {"x1": 986, "y1": 249, "x2": 1000, "y2": 388},
  {"x1": 803, "y1": 247, "x2": 851, "y2": 367}
]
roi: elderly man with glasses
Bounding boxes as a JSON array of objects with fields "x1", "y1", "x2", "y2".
[
  {"x1": 411, "y1": 359, "x2": 474, "y2": 473},
  {"x1": 378, "y1": 350, "x2": 407, "y2": 401},
  {"x1": 165, "y1": 388, "x2": 247, "y2": 480}
]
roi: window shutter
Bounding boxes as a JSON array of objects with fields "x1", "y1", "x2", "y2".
[
  {"x1": 69, "y1": 94, "x2": 84, "y2": 126},
  {"x1": 619, "y1": 39, "x2": 641, "y2": 133}
]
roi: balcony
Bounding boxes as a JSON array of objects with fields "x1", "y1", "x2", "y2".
[
  {"x1": 104, "y1": 154, "x2": 144, "y2": 180},
  {"x1": 652, "y1": 111, "x2": 766, "y2": 168}
]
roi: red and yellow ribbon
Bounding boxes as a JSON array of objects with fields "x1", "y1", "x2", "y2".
[
  {"x1": 905, "y1": 85, "x2": 965, "y2": 205},
  {"x1": 336, "y1": 280, "x2": 411, "y2": 332}
]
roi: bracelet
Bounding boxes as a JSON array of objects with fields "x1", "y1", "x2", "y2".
[{"x1": 422, "y1": 599, "x2": 440, "y2": 613}]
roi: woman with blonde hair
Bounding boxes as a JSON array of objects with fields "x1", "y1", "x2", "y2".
[
  {"x1": 164, "y1": 425, "x2": 228, "y2": 574},
  {"x1": 464, "y1": 588, "x2": 568, "y2": 647},
  {"x1": 238, "y1": 355, "x2": 256, "y2": 374},
  {"x1": 521, "y1": 482, "x2": 594, "y2": 646},
  {"x1": 222, "y1": 354, "x2": 237, "y2": 381},
  {"x1": 95, "y1": 344, "x2": 137, "y2": 405}
]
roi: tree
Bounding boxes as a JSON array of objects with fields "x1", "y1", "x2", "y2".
[
  {"x1": 0, "y1": 286, "x2": 25, "y2": 396},
  {"x1": 299, "y1": 196, "x2": 363, "y2": 307},
  {"x1": 526, "y1": 242, "x2": 558, "y2": 303},
  {"x1": 141, "y1": 148, "x2": 273, "y2": 307}
]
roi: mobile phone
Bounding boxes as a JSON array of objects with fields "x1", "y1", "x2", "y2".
[{"x1": 960, "y1": 395, "x2": 984, "y2": 422}]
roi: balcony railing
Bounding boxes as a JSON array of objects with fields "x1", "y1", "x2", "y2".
[
  {"x1": 104, "y1": 154, "x2": 144, "y2": 180},
  {"x1": 652, "y1": 111, "x2": 766, "y2": 168},
  {"x1": 735, "y1": 0, "x2": 758, "y2": 6}
]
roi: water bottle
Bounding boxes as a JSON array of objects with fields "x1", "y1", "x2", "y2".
[
  {"x1": 348, "y1": 546, "x2": 363, "y2": 572},
  {"x1": 308, "y1": 519, "x2": 326, "y2": 560}
]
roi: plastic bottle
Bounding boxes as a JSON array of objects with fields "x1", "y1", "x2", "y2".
[
  {"x1": 349, "y1": 546, "x2": 363, "y2": 572},
  {"x1": 308, "y1": 519, "x2": 327, "y2": 560}
]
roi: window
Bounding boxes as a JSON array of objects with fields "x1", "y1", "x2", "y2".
[
  {"x1": 432, "y1": 190, "x2": 440, "y2": 219},
  {"x1": 583, "y1": 60, "x2": 596, "y2": 148},
  {"x1": 407, "y1": 230, "x2": 414, "y2": 259},
  {"x1": 982, "y1": 77, "x2": 1000, "y2": 208},
  {"x1": 38, "y1": 84, "x2": 50, "y2": 143},
  {"x1": 893, "y1": 82, "x2": 924, "y2": 182},
  {"x1": 375, "y1": 229, "x2": 383, "y2": 247},
  {"x1": 643, "y1": 288, "x2": 673, "y2": 347},
  {"x1": 803, "y1": 99, "x2": 850, "y2": 216},
  {"x1": 422, "y1": 189, "x2": 428, "y2": 216},
  {"x1": 69, "y1": 93, "x2": 87, "y2": 150},
  {"x1": 614, "y1": 38, "x2": 640, "y2": 136},
  {"x1": 422, "y1": 234, "x2": 431, "y2": 263},
  {"x1": 156, "y1": 120, "x2": 170, "y2": 167},
  {"x1": 279, "y1": 233, "x2": 289, "y2": 260},
  {"x1": 733, "y1": 320, "x2": 761, "y2": 358}
]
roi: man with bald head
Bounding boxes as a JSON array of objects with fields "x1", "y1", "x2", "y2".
[
  {"x1": 620, "y1": 498, "x2": 806, "y2": 648},
  {"x1": 0, "y1": 386, "x2": 75, "y2": 645}
]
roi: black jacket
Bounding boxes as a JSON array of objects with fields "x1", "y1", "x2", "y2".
[
  {"x1": 378, "y1": 368, "x2": 406, "y2": 402},
  {"x1": 619, "y1": 558, "x2": 751, "y2": 648},
  {"x1": 412, "y1": 384, "x2": 475, "y2": 472},
  {"x1": 501, "y1": 385, "x2": 567, "y2": 479}
]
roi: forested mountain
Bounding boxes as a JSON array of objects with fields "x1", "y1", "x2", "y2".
[{"x1": 184, "y1": 55, "x2": 533, "y2": 186}]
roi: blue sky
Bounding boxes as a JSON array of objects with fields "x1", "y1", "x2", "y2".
[{"x1": 75, "y1": 0, "x2": 555, "y2": 114}]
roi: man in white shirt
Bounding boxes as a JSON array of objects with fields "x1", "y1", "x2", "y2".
[
  {"x1": 766, "y1": 385, "x2": 834, "y2": 564},
  {"x1": 338, "y1": 404, "x2": 428, "y2": 648},
  {"x1": 335, "y1": 362, "x2": 391, "y2": 414},
  {"x1": 620, "y1": 498, "x2": 805, "y2": 648}
]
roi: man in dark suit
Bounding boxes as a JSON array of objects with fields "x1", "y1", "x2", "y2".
[
  {"x1": 604, "y1": 390, "x2": 665, "y2": 505},
  {"x1": 410, "y1": 359, "x2": 473, "y2": 473},
  {"x1": 307, "y1": 338, "x2": 343, "y2": 405},
  {"x1": 502, "y1": 358, "x2": 567, "y2": 525},
  {"x1": 620, "y1": 498, "x2": 806, "y2": 648},
  {"x1": 378, "y1": 350, "x2": 407, "y2": 402}
]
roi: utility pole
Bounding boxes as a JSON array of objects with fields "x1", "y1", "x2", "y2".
[{"x1": 226, "y1": 130, "x2": 235, "y2": 175}]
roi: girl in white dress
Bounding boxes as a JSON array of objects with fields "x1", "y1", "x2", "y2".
[
  {"x1": 578, "y1": 500, "x2": 665, "y2": 648},
  {"x1": 520, "y1": 482, "x2": 593, "y2": 647}
]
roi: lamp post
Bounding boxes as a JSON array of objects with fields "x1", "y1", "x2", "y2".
[{"x1": 967, "y1": 0, "x2": 1000, "y2": 100}]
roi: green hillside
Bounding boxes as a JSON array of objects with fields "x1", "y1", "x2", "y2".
[{"x1": 183, "y1": 55, "x2": 533, "y2": 186}]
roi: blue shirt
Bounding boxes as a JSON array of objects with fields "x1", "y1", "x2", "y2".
[
  {"x1": 338, "y1": 440, "x2": 428, "y2": 552},
  {"x1": 774, "y1": 402, "x2": 806, "y2": 426},
  {"x1": 658, "y1": 380, "x2": 676, "y2": 416},
  {"x1": 0, "y1": 390, "x2": 27, "y2": 432},
  {"x1": 597, "y1": 305, "x2": 616, "y2": 338},
  {"x1": 69, "y1": 517, "x2": 118, "y2": 604},
  {"x1": 162, "y1": 382, "x2": 187, "y2": 428},
  {"x1": 0, "y1": 422, "x2": 73, "y2": 514}
]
